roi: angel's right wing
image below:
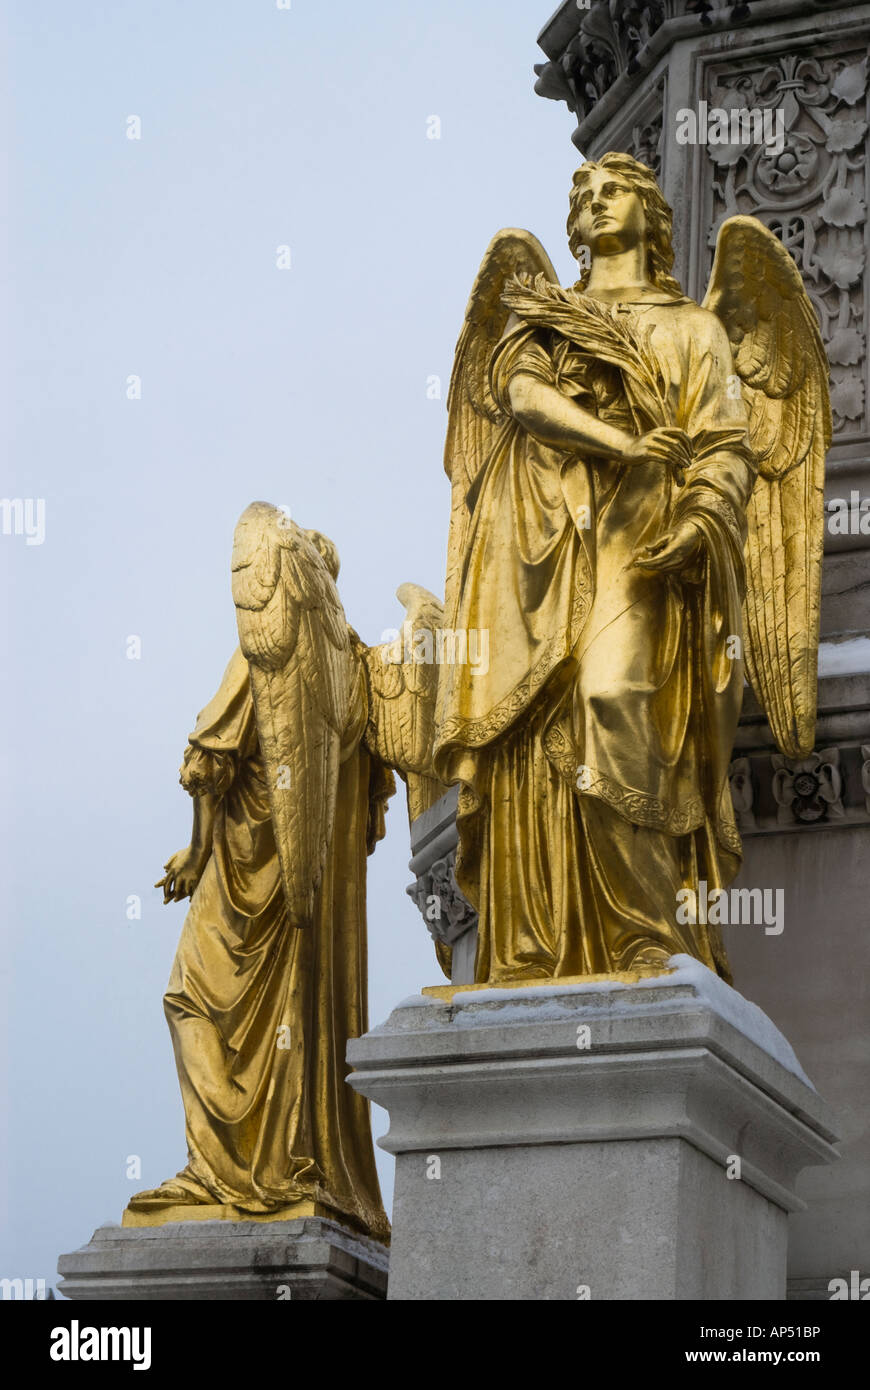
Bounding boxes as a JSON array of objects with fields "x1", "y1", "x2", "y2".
[
  {"x1": 231, "y1": 502, "x2": 354, "y2": 927},
  {"x1": 443, "y1": 229, "x2": 558, "y2": 628}
]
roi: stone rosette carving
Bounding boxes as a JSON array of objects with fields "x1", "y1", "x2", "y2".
[
  {"x1": 771, "y1": 748, "x2": 846, "y2": 825},
  {"x1": 406, "y1": 851, "x2": 477, "y2": 946}
]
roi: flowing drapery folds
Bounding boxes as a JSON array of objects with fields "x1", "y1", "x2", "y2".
[
  {"x1": 128, "y1": 508, "x2": 445, "y2": 1240},
  {"x1": 127, "y1": 648, "x2": 393, "y2": 1241},
  {"x1": 434, "y1": 277, "x2": 757, "y2": 982}
]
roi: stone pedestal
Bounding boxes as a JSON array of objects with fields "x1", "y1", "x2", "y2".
[
  {"x1": 57, "y1": 1217, "x2": 388, "y2": 1301},
  {"x1": 348, "y1": 958, "x2": 838, "y2": 1301}
]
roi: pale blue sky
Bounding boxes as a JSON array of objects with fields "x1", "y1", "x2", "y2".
[{"x1": 0, "y1": 0, "x2": 582, "y2": 1289}]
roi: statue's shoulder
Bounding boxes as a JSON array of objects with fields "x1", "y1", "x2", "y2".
[
  {"x1": 675, "y1": 296, "x2": 710, "y2": 319},
  {"x1": 650, "y1": 291, "x2": 700, "y2": 313},
  {"x1": 667, "y1": 297, "x2": 728, "y2": 345}
]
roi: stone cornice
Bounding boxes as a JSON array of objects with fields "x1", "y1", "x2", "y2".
[{"x1": 535, "y1": 0, "x2": 862, "y2": 150}]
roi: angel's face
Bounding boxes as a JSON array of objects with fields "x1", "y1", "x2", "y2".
[{"x1": 573, "y1": 170, "x2": 647, "y2": 258}]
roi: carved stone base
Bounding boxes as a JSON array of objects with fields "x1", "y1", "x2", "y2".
[{"x1": 57, "y1": 1218, "x2": 389, "y2": 1301}]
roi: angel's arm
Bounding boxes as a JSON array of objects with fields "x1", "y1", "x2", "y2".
[
  {"x1": 500, "y1": 330, "x2": 694, "y2": 478},
  {"x1": 156, "y1": 792, "x2": 216, "y2": 903},
  {"x1": 507, "y1": 373, "x2": 633, "y2": 459},
  {"x1": 155, "y1": 647, "x2": 252, "y2": 904},
  {"x1": 671, "y1": 312, "x2": 756, "y2": 536},
  {"x1": 189, "y1": 791, "x2": 216, "y2": 867},
  {"x1": 155, "y1": 734, "x2": 235, "y2": 904},
  {"x1": 635, "y1": 314, "x2": 756, "y2": 577}
]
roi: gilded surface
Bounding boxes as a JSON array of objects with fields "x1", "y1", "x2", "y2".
[
  {"x1": 122, "y1": 153, "x2": 831, "y2": 1229},
  {"x1": 434, "y1": 154, "x2": 830, "y2": 986},
  {"x1": 127, "y1": 511, "x2": 442, "y2": 1239}
]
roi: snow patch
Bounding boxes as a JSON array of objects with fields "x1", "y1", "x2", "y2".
[
  {"x1": 818, "y1": 637, "x2": 870, "y2": 677},
  {"x1": 449, "y1": 955, "x2": 811, "y2": 1085}
]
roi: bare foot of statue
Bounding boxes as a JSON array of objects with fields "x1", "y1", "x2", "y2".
[{"x1": 126, "y1": 1168, "x2": 215, "y2": 1211}]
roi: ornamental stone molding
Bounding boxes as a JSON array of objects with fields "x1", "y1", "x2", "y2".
[
  {"x1": 731, "y1": 671, "x2": 870, "y2": 830},
  {"x1": 405, "y1": 850, "x2": 477, "y2": 948},
  {"x1": 535, "y1": 2, "x2": 856, "y2": 146},
  {"x1": 861, "y1": 742, "x2": 870, "y2": 809}
]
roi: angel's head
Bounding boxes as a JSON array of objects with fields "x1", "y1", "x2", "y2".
[
  {"x1": 304, "y1": 528, "x2": 340, "y2": 580},
  {"x1": 567, "y1": 154, "x2": 682, "y2": 297}
]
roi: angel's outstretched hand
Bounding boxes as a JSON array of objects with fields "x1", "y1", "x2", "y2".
[
  {"x1": 155, "y1": 847, "x2": 208, "y2": 904},
  {"x1": 633, "y1": 520, "x2": 704, "y2": 577}
]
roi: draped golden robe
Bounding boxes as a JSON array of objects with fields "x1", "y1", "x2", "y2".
[
  {"x1": 434, "y1": 289, "x2": 756, "y2": 984},
  {"x1": 129, "y1": 648, "x2": 391, "y2": 1243}
]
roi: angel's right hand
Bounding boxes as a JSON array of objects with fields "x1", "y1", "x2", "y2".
[
  {"x1": 155, "y1": 847, "x2": 207, "y2": 904},
  {"x1": 624, "y1": 428, "x2": 692, "y2": 487}
]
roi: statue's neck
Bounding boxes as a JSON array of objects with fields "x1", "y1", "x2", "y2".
[{"x1": 585, "y1": 246, "x2": 653, "y2": 303}]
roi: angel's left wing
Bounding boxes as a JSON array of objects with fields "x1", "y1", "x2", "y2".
[
  {"x1": 232, "y1": 502, "x2": 354, "y2": 926},
  {"x1": 703, "y1": 216, "x2": 832, "y2": 758},
  {"x1": 443, "y1": 229, "x2": 558, "y2": 632},
  {"x1": 362, "y1": 583, "x2": 446, "y2": 822}
]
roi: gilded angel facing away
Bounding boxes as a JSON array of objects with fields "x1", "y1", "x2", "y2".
[
  {"x1": 434, "y1": 152, "x2": 830, "y2": 986},
  {"x1": 126, "y1": 504, "x2": 443, "y2": 1240}
]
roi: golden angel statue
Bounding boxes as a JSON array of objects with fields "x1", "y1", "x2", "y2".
[
  {"x1": 434, "y1": 152, "x2": 830, "y2": 986},
  {"x1": 125, "y1": 504, "x2": 443, "y2": 1241}
]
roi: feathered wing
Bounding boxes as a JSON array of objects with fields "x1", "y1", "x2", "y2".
[
  {"x1": 232, "y1": 502, "x2": 354, "y2": 926},
  {"x1": 362, "y1": 583, "x2": 446, "y2": 821},
  {"x1": 703, "y1": 216, "x2": 832, "y2": 758},
  {"x1": 443, "y1": 229, "x2": 558, "y2": 631}
]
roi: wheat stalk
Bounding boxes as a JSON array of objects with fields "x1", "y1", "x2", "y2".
[{"x1": 502, "y1": 272, "x2": 673, "y2": 429}]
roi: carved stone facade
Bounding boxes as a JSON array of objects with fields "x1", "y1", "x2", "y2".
[
  {"x1": 538, "y1": 3, "x2": 870, "y2": 470},
  {"x1": 535, "y1": 2, "x2": 852, "y2": 144},
  {"x1": 629, "y1": 77, "x2": 666, "y2": 176},
  {"x1": 698, "y1": 46, "x2": 869, "y2": 444},
  {"x1": 534, "y1": 1, "x2": 724, "y2": 132}
]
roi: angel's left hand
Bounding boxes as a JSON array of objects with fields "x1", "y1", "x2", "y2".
[{"x1": 633, "y1": 520, "x2": 704, "y2": 576}]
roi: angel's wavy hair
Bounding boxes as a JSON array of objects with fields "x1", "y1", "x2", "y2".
[{"x1": 567, "y1": 153, "x2": 683, "y2": 298}]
